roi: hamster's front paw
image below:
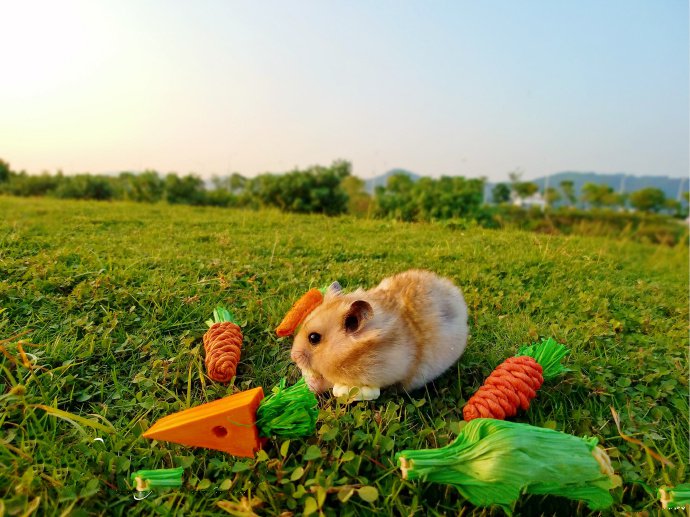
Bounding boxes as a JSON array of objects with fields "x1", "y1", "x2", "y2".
[
  {"x1": 304, "y1": 373, "x2": 333, "y2": 394},
  {"x1": 300, "y1": 367, "x2": 332, "y2": 394},
  {"x1": 356, "y1": 386, "x2": 381, "y2": 400},
  {"x1": 332, "y1": 384, "x2": 380, "y2": 401},
  {"x1": 332, "y1": 384, "x2": 349, "y2": 398}
]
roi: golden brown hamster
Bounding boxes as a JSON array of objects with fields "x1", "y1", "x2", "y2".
[{"x1": 290, "y1": 269, "x2": 469, "y2": 400}]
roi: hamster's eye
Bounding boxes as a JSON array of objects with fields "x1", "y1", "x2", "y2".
[{"x1": 308, "y1": 332, "x2": 321, "y2": 345}]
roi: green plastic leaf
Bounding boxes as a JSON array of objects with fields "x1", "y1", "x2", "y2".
[
  {"x1": 357, "y1": 486, "x2": 379, "y2": 503},
  {"x1": 315, "y1": 485, "x2": 327, "y2": 507},
  {"x1": 231, "y1": 461, "x2": 250, "y2": 473},
  {"x1": 396, "y1": 418, "x2": 618, "y2": 513},
  {"x1": 290, "y1": 466, "x2": 305, "y2": 481},
  {"x1": 341, "y1": 451, "x2": 356, "y2": 462},
  {"x1": 542, "y1": 420, "x2": 557, "y2": 430},
  {"x1": 304, "y1": 445, "x2": 322, "y2": 461},
  {"x1": 303, "y1": 496, "x2": 318, "y2": 516},
  {"x1": 196, "y1": 478, "x2": 211, "y2": 490},
  {"x1": 338, "y1": 486, "x2": 355, "y2": 503},
  {"x1": 616, "y1": 377, "x2": 631, "y2": 388},
  {"x1": 80, "y1": 478, "x2": 100, "y2": 498},
  {"x1": 321, "y1": 427, "x2": 338, "y2": 441},
  {"x1": 294, "y1": 484, "x2": 307, "y2": 498},
  {"x1": 174, "y1": 456, "x2": 195, "y2": 469}
]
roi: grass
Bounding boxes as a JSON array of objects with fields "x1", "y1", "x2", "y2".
[{"x1": 0, "y1": 195, "x2": 687, "y2": 516}]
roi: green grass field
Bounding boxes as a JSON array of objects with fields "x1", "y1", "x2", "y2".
[{"x1": 1, "y1": 196, "x2": 687, "y2": 516}]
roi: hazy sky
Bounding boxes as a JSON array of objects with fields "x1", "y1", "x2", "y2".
[{"x1": 1, "y1": 1, "x2": 688, "y2": 181}]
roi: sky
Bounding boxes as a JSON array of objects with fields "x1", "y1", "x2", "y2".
[{"x1": 1, "y1": 1, "x2": 688, "y2": 182}]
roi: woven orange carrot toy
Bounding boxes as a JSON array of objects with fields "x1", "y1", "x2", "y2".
[
  {"x1": 463, "y1": 337, "x2": 569, "y2": 421},
  {"x1": 275, "y1": 288, "x2": 325, "y2": 337},
  {"x1": 203, "y1": 307, "x2": 243, "y2": 383}
]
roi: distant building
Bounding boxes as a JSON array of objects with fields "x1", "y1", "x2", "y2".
[{"x1": 511, "y1": 191, "x2": 547, "y2": 210}]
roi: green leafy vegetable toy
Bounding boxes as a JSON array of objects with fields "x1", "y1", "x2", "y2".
[{"x1": 396, "y1": 418, "x2": 620, "y2": 513}]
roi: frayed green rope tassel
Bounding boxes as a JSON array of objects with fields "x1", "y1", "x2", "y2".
[
  {"x1": 516, "y1": 336, "x2": 570, "y2": 380},
  {"x1": 396, "y1": 419, "x2": 620, "y2": 514},
  {"x1": 256, "y1": 378, "x2": 318, "y2": 438}
]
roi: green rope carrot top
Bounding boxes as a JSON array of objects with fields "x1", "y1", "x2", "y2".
[
  {"x1": 515, "y1": 337, "x2": 570, "y2": 380},
  {"x1": 396, "y1": 418, "x2": 620, "y2": 514},
  {"x1": 256, "y1": 377, "x2": 319, "y2": 438}
]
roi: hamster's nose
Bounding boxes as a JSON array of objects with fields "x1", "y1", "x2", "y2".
[{"x1": 290, "y1": 349, "x2": 309, "y2": 367}]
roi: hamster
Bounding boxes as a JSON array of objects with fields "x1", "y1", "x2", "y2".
[{"x1": 290, "y1": 269, "x2": 469, "y2": 400}]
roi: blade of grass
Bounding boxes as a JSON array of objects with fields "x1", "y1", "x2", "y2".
[
  {"x1": 610, "y1": 406, "x2": 673, "y2": 467},
  {"x1": 32, "y1": 404, "x2": 116, "y2": 435}
]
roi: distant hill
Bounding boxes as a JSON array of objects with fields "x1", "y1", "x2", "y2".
[
  {"x1": 484, "y1": 172, "x2": 687, "y2": 204},
  {"x1": 529, "y1": 172, "x2": 687, "y2": 201},
  {"x1": 363, "y1": 169, "x2": 422, "y2": 194},
  {"x1": 362, "y1": 169, "x2": 688, "y2": 205}
]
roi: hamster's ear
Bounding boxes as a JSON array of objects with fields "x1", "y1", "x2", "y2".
[
  {"x1": 324, "y1": 281, "x2": 342, "y2": 300},
  {"x1": 344, "y1": 300, "x2": 373, "y2": 334}
]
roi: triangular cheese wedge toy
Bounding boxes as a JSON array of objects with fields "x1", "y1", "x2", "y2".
[
  {"x1": 143, "y1": 378, "x2": 318, "y2": 457},
  {"x1": 143, "y1": 387, "x2": 265, "y2": 456}
]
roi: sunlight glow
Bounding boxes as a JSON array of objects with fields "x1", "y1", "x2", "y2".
[
  {"x1": 0, "y1": 1, "x2": 687, "y2": 179},
  {"x1": 3, "y1": 2, "x2": 98, "y2": 99}
]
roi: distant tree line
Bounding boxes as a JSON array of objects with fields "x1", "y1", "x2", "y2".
[
  {"x1": 0, "y1": 159, "x2": 687, "y2": 232},
  {"x1": 0, "y1": 159, "x2": 351, "y2": 215}
]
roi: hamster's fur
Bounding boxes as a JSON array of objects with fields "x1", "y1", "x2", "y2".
[{"x1": 290, "y1": 270, "x2": 468, "y2": 397}]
